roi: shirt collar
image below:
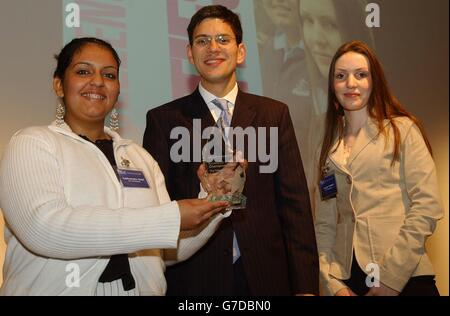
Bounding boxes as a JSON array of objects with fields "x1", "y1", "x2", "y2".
[
  {"x1": 199, "y1": 82, "x2": 239, "y2": 120},
  {"x1": 198, "y1": 82, "x2": 238, "y2": 107},
  {"x1": 273, "y1": 33, "x2": 305, "y2": 62},
  {"x1": 49, "y1": 121, "x2": 132, "y2": 147},
  {"x1": 273, "y1": 32, "x2": 288, "y2": 51}
]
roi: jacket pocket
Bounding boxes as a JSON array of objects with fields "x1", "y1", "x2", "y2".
[{"x1": 367, "y1": 215, "x2": 404, "y2": 263}]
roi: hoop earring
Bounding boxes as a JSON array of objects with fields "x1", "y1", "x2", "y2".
[
  {"x1": 56, "y1": 103, "x2": 65, "y2": 126},
  {"x1": 109, "y1": 108, "x2": 119, "y2": 132}
]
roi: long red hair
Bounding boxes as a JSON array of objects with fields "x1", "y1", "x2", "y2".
[{"x1": 318, "y1": 41, "x2": 432, "y2": 180}]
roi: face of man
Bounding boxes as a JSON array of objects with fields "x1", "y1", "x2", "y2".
[
  {"x1": 266, "y1": 0, "x2": 300, "y2": 30},
  {"x1": 187, "y1": 18, "x2": 246, "y2": 95},
  {"x1": 300, "y1": 0, "x2": 342, "y2": 79}
]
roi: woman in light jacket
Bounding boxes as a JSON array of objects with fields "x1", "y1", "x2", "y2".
[
  {"x1": 315, "y1": 40, "x2": 443, "y2": 296},
  {"x1": 0, "y1": 37, "x2": 229, "y2": 296},
  {"x1": 297, "y1": 0, "x2": 375, "y2": 210}
]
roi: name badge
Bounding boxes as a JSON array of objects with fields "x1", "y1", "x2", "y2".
[
  {"x1": 117, "y1": 168, "x2": 150, "y2": 189},
  {"x1": 319, "y1": 172, "x2": 337, "y2": 201}
]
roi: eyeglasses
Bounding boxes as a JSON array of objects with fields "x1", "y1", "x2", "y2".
[{"x1": 193, "y1": 34, "x2": 235, "y2": 48}]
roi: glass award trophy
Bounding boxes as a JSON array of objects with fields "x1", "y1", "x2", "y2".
[{"x1": 201, "y1": 140, "x2": 247, "y2": 210}]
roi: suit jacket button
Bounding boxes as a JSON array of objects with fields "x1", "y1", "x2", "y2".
[{"x1": 346, "y1": 175, "x2": 352, "y2": 184}]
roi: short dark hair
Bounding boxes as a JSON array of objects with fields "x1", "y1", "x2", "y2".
[
  {"x1": 187, "y1": 5, "x2": 243, "y2": 45},
  {"x1": 53, "y1": 37, "x2": 121, "y2": 81}
]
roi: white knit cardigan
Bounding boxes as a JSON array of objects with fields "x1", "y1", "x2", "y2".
[{"x1": 0, "y1": 122, "x2": 229, "y2": 295}]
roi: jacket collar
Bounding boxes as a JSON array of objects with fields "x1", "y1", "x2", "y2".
[
  {"x1": 329, "y1": 118, "x2": 390, "y2": 170},
  {"x1": 185, "y1": 88, "x2": 215, "y2": 127},
  {"x1": 231, "y1": 90, "x2": 256, "y2": 130},
  {"x1": 48, "y1": 121, "x2": 133, "y2": 148}
]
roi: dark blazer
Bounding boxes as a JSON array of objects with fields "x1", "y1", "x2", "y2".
[{"x1": 143, "y1": 88, "x2": 319, "y2": 296}]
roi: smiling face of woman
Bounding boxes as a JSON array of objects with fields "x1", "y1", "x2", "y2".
[
  {"x1": 300, "y1": 0, "x2": 342, "y2": 79},
  {"x1": 333, "y1": 52, "x2": 372, "y2": 113},
  {"x1": 53, "y1": 43, "x2": 120, "y2": 127}
]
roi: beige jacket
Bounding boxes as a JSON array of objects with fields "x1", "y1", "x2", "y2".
[{"x1": 315, "y1": 117, "x2": 443, "y2": 295}]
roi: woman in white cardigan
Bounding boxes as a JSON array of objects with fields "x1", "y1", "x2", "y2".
[
  {"x1": 0, "y1": 37, "x2": 230, "y2": 296},
  {"x1": 315, "y1": 41, "x2": 443, "y2": 296}
]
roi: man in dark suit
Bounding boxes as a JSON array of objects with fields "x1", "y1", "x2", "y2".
[
  {"x1": 143, "y1": 5, "x2": 319, "y2": 296},
  {"x1": 259, "y1": 0, "x2": 305, "y2": 99}
]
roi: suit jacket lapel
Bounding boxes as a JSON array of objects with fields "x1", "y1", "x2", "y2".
[
  {"x1": 182, "y1": 88, "x2": 217, "y2": 167},
  {"x1": 328, "y1": 118, "x2": 388, "y2": 172},
  {"x1": 231, "y1": 90, "x2": 256, "y2": 130},
  {"x1": 347, "y1": 118, "x2": 388, "y2": 166},
  {"x1": 185, "y1": 88, "x2": 216, "y2": 127}
]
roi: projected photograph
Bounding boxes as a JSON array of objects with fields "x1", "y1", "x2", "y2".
[
  {"x1": 0, "y1": 0, "x2": 448, "y2": 296},
  {"x1": 254, "y1": 0, "x2": 376, "y2": 199}
]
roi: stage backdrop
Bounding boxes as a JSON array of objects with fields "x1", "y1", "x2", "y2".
[{"x1": 0, "y1": 0, "x2": 448, "y2": 294}]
